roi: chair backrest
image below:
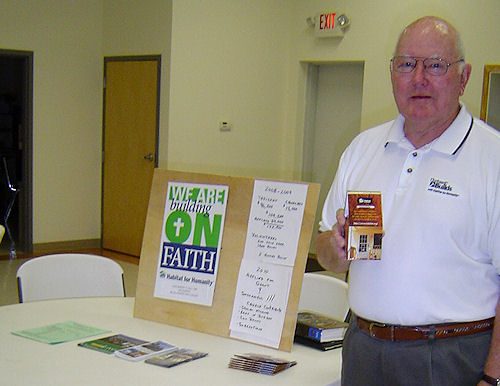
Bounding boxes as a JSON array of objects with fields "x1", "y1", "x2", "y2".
[
  {"x1": 16, "y1": 253, "x2": 126, "y2": 302},
  {"x1": 298, "y1": 271, "x2": 349, "y2": 321}
]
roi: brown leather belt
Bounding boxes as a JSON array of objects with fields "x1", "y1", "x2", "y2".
[{"x1": 357, "y1": 316, "x2": 494, "y2": 341}]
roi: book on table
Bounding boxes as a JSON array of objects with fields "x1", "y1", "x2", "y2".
[
  {"x1": 293, "y1": 335, "x2": 343, "y2": 351},
  {"x1": 295, "y1": 311, "x2": 348, "y2": 343}
]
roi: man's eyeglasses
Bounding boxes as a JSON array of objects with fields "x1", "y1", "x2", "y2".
[{"x1": 391, "y1": 56, "x2": 464, "y2": 76}]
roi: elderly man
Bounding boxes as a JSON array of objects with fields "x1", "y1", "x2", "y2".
[{"x1": 316, "y1": 16, "x2": 499, "y2": 386}]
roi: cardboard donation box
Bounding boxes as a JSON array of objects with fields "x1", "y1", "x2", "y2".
[
  {"x1": 344, "y1": 191, "x2": 383, "y2": 260},
  {"x1": 134, "y1": 169, "x2": 320, "y2": 352}
]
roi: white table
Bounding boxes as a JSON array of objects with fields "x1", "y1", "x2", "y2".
[{"x1": 0, "y1": 297, "x2": 341, "y2": 385}]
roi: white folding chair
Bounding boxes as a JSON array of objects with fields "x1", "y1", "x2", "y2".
[
  {"x1": 298, "y1": 271, "x2": 349, "y2": 321},
  {"x1": 16, "y1": 253, "x2": 126, "y2": 302}
]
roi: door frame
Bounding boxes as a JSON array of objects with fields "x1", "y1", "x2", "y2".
[
  {"x1": 101, "y1": 55, "x2": 161, "y2": 252},
  {"x1": 480, "y1": 64, "x2": 500, "y2": 123},
  {"x1": 0, "y1": 48, "x2": 34, "y2": 254}
]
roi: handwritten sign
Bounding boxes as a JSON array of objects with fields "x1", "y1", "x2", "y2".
[
  {"x1": 229, "y1": 259, "x2": 292, "y2": 347},
  {"x1": 153, "y1": 181, "x2": 229, "y2": 306},
  {"x1": 230, "y1": 180, "x2": 308, "y2": 347},
  {"x1": 243, "y1": 180, "x2": 308, "y2": 266}
]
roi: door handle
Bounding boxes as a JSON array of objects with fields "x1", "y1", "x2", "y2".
[{"x1": 143, "y1": 153, "x2": 154, "y2": 162}]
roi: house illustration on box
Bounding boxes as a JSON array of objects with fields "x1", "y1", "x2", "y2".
[
  {"x1": 345, "y1": 192, "x2": 383, "y2": 260},
  {"x1": 346, "y1": 226, "x2": 383, "y2": 260}
]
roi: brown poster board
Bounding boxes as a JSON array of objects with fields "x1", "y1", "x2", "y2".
[{"x1": 133, "y1": 169, "x2": 320, "y2": 352}]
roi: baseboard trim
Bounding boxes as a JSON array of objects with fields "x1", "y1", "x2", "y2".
[{"x1": 33, "y1": 239, "x2": 101, "y2": 254}]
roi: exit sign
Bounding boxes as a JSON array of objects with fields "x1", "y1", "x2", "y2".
[{"x1": 315, "y1": 12, "x2": 346, "y2": 37}]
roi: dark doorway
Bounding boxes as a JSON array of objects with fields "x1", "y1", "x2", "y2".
[{"x1": 0, "y1": 49, "x2": 33, "y2": 257}]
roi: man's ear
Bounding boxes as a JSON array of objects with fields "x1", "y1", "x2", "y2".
[{"x1": 459, "y1": 63, "x2": 472, "y2": 96}]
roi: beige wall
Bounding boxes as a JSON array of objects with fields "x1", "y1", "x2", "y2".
[
  {"x1": 0, "y1": 0, "x2": 103, "y2": 244},
  {"x1": 1, "y1": 0, "x2": 499, "y2": 245},
  {"x1": 103, "y1": 0, "x2": 172, "y2": 164},
  {"x1": 167, "y1": 0, "x2": 293, "y2": 178},
  {"x1": 289, "y1": 0, "x2": 500, "y2": 178},
  {"x1": 167, "y1": 0, "x2": 500, "y2": 181}
]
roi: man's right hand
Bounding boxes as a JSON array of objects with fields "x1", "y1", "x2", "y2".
[{"x1": 314, "y1": 209, "x2": 350, "y2": 273}]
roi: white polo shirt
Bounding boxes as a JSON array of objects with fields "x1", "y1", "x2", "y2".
[{"x1": 320, "y1": 105, "x2": 500, "y2": 325}]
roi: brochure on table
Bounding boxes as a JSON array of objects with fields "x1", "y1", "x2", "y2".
[{"x1": 134, "y1": 169, "x2": 319, "y2": 352}]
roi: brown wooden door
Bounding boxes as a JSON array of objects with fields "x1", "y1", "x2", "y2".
[{"x1": 102, "y1": 57, "x2": 160, "y2": 256}]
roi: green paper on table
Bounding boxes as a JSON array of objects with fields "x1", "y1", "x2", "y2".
[{"x1": 12, "y1": 321, "x2": 110, "y2": 344}]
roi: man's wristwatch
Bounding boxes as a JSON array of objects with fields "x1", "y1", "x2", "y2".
[{"x1": 482, "y1": 373, "x2": 500, "y2": 386}]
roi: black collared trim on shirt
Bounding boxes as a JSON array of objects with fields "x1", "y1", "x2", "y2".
[{"x1": 452, "y1": 116, "x2": 474, "y2": 155}]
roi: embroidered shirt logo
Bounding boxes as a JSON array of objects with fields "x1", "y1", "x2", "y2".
[{"x1": 427, "y1": 178, "x2": 459, "y2": 197}]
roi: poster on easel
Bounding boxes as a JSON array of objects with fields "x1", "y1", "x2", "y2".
[
  {"x1": 134, "y1": 169, "x2": 320, "y2": 352},
  {"x1": 153, "y1": 181, "x2": 229, "y2": 306}
]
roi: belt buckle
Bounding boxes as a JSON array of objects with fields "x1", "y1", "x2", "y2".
[{"x1": 369, "y1": 321, "x2": 387, "y2": 338}]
